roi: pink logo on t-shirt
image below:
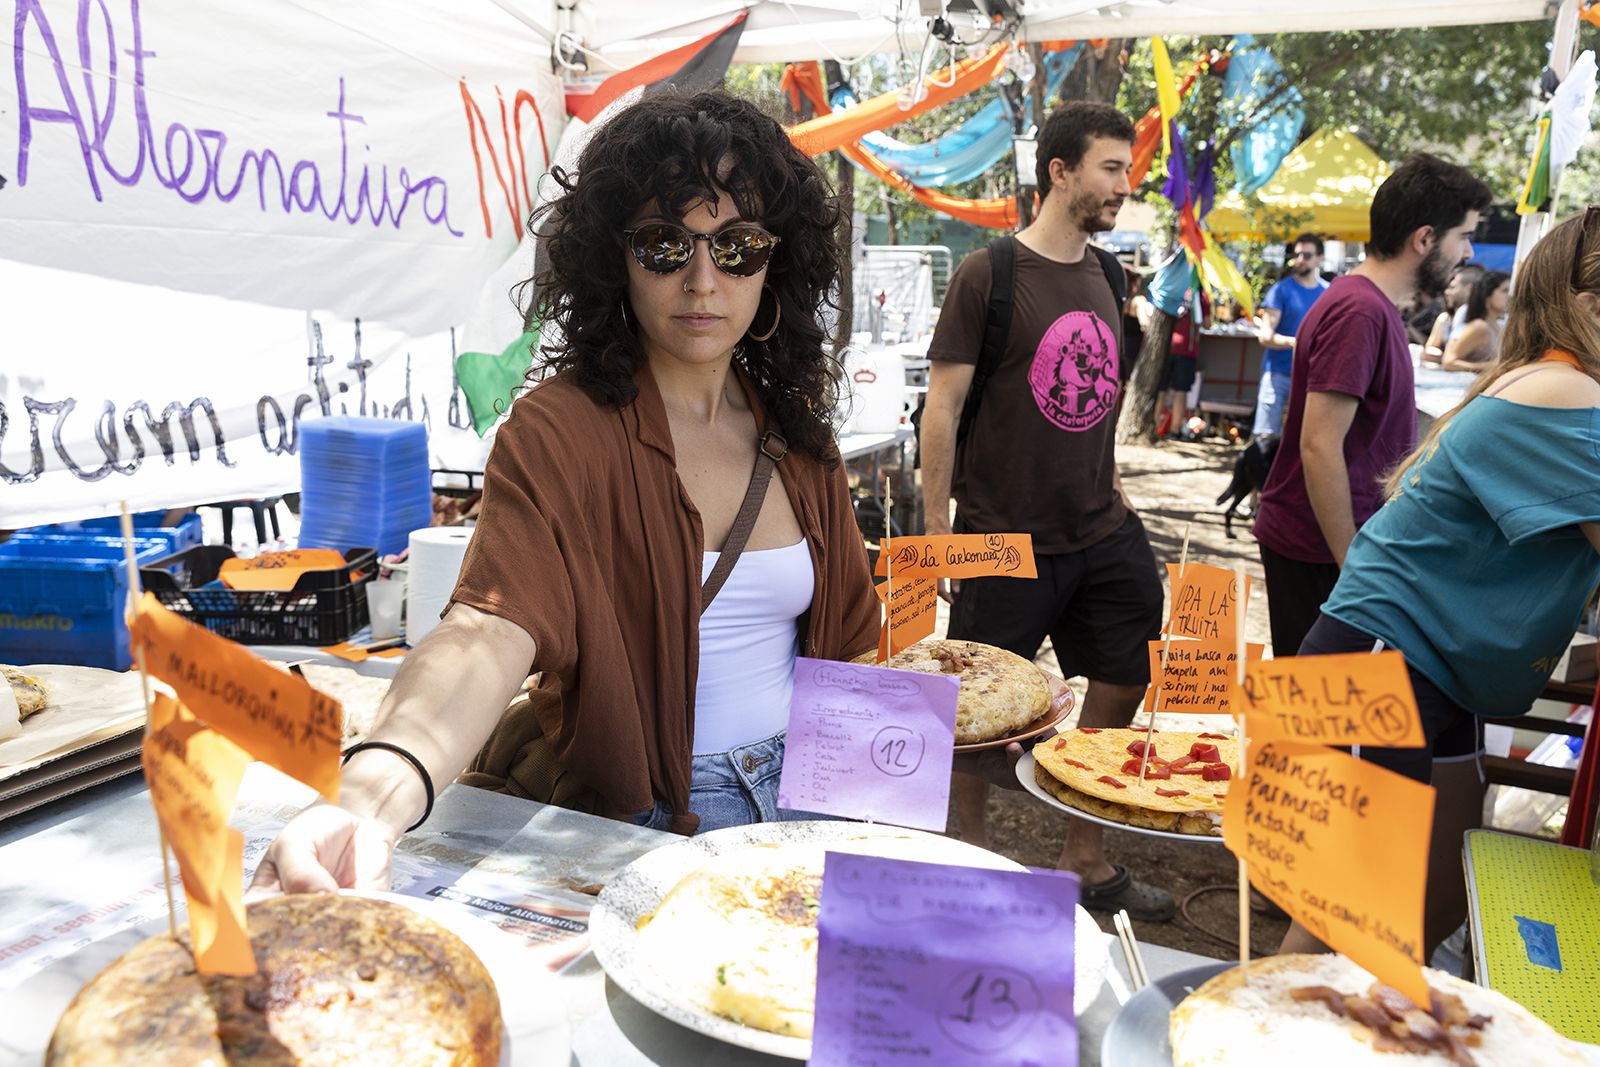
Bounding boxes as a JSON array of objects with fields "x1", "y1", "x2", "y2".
[{"x1": 1028, "y1": 311, "x2": 1119, "y2": 431}]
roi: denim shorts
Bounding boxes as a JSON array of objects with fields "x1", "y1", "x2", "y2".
[
  {"x1": 1253, "y1": 370, "x2": 1292, "y2": 437},
  {"x1": 633, "y1": 730, "x2": 841, "y2": 833}
]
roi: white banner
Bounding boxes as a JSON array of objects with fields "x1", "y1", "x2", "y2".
[
  {"x1": 3, "y1": 0, "x2": 563, "y2": 333},
  {"x1": 0, "y1": 248, "x2": 541, "y2": 529}
]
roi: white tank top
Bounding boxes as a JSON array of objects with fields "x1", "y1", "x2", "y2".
[{"x1": 693, "y1": 540, "x2": 815, "y2": 754}]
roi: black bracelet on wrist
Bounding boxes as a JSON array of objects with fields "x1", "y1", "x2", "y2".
[{"x1": 342, "y1": 741, "x2": 435, "y2": 833}]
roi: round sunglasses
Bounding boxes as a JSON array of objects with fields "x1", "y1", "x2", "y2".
[{"x1": 622, "y1": 222, "x2": 779, "y2": 278}]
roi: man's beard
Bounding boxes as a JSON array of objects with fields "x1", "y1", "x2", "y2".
[
  {"x1": 1293, "y1": 262, "x2": 1316, "y2": 277},
  {"x1": 1416, "y1": 244, "x2": 1455, "y2": 296},
  {"x1": 1071, "y1": 190, "x2": 1120, "y2": 232}
]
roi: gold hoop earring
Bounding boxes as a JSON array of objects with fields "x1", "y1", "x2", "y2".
[{"x1": 747, "y1": 289, "x2": 780, "y2": 342}]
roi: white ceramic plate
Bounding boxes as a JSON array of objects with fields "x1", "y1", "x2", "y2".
[
  {"x1": 12, "y1": 890, "x2": 569, "y2": 1067},
  {"x1": 590, "y1": 819, "x2": 1109, "y2": 1060},
  {"x1": 1016, "y1": 751, "x2": 1228, "y2": 845}
]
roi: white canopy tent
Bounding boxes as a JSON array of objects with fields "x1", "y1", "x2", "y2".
[{"x1": 517, "y1": 0, "x2": 1555, "y2": 69}]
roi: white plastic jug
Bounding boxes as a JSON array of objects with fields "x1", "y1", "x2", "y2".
[{"x1": 840, "y1": 345, "x2": 907, "y2": 434}]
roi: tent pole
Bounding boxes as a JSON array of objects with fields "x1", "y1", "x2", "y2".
[{"x1": 1512, "y1": 0, "x2": 1582, "y2": 276}]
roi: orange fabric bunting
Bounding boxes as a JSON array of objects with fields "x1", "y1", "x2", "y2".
[
  {"x1": 787, "y1": 45, "x2": 1009, "y2": 158},
  {"x1": 783, "y1": 61, "x2": 1019, "y2": 229}
]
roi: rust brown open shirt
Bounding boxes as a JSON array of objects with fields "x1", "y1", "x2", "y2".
[{"x1": 449, "y1": 365, "x2": 881, "y2": 834}]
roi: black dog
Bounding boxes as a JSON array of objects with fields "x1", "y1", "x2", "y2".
[{"x1": 1215, "y1": 436, "x2": 1280, "y2": 539}]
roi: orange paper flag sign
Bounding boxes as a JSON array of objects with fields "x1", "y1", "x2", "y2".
[
  {"x1": 142, "y1": 693, "x2": 256, "y2": 975},
  {"x1": 1165, "y1": 563, "x2": 1250, "y2": 645},
  {"x1": 1224, "y1": 740, "x2": 1435, "y2": 1007},
  {"x1": 873, "y1": 534, "x2": 1036, "y2": 580},
  {"x1": 1234, "y1": 651, "x2": 1425, "y2": 748},
  {"x1": 874, "y1": 576, "x2": 938, "y2": 660},
  {"x1": 218, "y1": 549, "x2": 347, "y2": 592},
  {"x1": 1147, "y1": 638, "x2": 1264, "y2": 714},
  {"x1": 130, "y1": 593, "x2": 342, "y2": 800}
]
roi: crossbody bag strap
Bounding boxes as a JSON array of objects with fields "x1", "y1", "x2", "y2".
[{"x1": 701, "y1": 429, "x2": 788, "y2": 613}]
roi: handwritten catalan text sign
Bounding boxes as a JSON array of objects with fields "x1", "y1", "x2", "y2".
[
  {"x1": 1234, "y1": 651, "x2": 1425, "y2": 748},
  {"x1": 778, "y1": 657, "x2": 957, "y2": 831},
  {"x1": 811, "y1": 853, "x2": 1078, "y2": 1067},
  {"x1": 131, "y1": 593, "x2": 342, "y2": 799},
  {"x1": 1165, "y1": 563, "x2": 1251, "y2": 644},
  {"x1": 873, "y1": 534, "x2": 1037, "y2": 581},
  {"x1": 1224, "y1": 740, "x2": 1435, "y2": 1006},
  {"x1": 875, "y1": 575, "x2": 937, "y2": 660},
  {"x1": 1147, "y1": 638, "x2": 1265, "y2": 714},
  {"x1": 2, "y1": 0, "x2": 564, "y2": 333},
  {"x1": 142, "y1": 692, "x2": 256, "y2": 975}
]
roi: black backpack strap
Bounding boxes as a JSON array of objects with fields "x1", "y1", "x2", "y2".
[
  {"x1": 1089, "y1": 243, "x2": 1128, "y2": 311},
  {"x1": 955, "y1": 235, "x2": 1016, "y2": 445}
]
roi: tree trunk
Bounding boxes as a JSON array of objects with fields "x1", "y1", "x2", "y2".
[
  {"x1": 1060, "y1": 39, "x2": 1127, "y2": 104},
  {"x1": 1116, "y1": 309, "x2": 1174, "y2": 444},
  {"x1": 823, "y1": 60, "x2": 853, "y2": 352}
]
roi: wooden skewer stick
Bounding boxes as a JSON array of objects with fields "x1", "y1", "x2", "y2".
[
  {"x1": 1139, "y1": 523, "x2": 1191, "y2": 782},
  {"x1": 883, "y1": 477, "x2": 893, "y2": 658},
  {"x1": 119, "y1": 504, "x2": 179, "y2": 942},
  {"x1": 1235, "y1": 559, "x2": 1251, "y2": 980}
]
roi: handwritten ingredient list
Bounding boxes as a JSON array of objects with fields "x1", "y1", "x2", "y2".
[
  {"x1": 810, "y1": 853, "x2": 1078, "y2": 1067},
  {"x1": 779, "y1": 658, "x2": 957, "y2": 831},
  {"x1": 1224, "y1": 740, "x2": 1435, "y2": 1006},
  {"x1": 1146, "y1": 638, "x2": 1265, "y2": 715}
]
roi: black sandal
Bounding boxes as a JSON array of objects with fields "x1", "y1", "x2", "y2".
[{"x1": 1081, "y1": 864, "x2": 1176, "y2": 922}]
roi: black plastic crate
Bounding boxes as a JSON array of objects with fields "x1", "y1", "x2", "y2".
[{"x1": 140, "y1": 546, "x2": 376, "y2": 645}]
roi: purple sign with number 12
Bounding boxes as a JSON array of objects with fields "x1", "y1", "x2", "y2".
[
  {"x1": 778, "y1": 656, "x2": 958, "y2": 831},
  {"x1": 811, "y1": 853, "x2": 1079, "y2": 1067}
]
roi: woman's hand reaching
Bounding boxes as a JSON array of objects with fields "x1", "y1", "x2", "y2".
[{"x1": 249, "y1": 802, "x2": 399, "y2": 894}]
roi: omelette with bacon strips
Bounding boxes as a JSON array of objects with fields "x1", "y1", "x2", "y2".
[{"x1": 1032, "y1": 728, "x2": 1239, "y2": 836}]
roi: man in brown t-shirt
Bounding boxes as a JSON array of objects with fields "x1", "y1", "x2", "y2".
[{"x1": 922, "y1": 102, "x2": 1171, "y2": 920}]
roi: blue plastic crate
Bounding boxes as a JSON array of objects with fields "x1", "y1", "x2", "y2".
[
  {"x1": 0, "y1": 537, "x2": 174, "y2": 670},
  {"x1": 25, "y1": 511, "x2": 204, "y2": 555}
]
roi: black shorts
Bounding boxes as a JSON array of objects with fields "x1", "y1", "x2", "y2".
[
  {"x1": 1298, "y1": 613, "x2": 1491, "y2": 784},
  {"x1": 1259, "y1": 542, "x2": 1341, "y2": 660},
  {"x1": 948, "y1": 512, "x2": 1163, "y2": 688},
  {"x1": 1160, "y1": 355, "x2": 1197, "y2": 393}
]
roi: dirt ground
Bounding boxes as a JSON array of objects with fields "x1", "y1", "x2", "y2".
[{"x1": 930, "y1": 436, "x2": 1290, "y2": 960}]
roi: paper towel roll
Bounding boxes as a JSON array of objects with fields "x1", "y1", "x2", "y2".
[{"x1": 406, "y1": 526, "x2": 474, "y2": 646}]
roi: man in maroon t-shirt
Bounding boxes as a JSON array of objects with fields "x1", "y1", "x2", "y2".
[{"x1": 1253, "y1": 155, "x2": 1491, "y2": 659}]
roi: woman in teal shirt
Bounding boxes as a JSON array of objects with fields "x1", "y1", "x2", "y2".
[{"x1": 1286, "y1": 211, "x2": 1600, "y2": 962}]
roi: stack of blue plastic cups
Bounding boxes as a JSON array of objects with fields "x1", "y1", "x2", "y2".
[{"x1": 297, "y1": 417, "x2": 433, "y2": 556}]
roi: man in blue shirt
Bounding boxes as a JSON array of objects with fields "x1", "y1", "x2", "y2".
[{"x1": 1253, "y1": 233, "x2": 1329, "y2": 437}]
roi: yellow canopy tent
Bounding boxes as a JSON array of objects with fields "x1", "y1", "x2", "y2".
[{"x1": 1207, "y1": 128, "x2": 1393, "y2": 242}]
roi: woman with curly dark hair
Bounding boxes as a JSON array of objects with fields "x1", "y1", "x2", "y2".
[{"x1": 253, "y1": 91, "x2": 882, "y2": 892}]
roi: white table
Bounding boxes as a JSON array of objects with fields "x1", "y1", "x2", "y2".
[{"x1": 0, "y1": 774, "x2": 1221, "y2": 1066}]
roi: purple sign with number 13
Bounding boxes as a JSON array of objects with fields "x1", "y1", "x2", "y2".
[
  {"x1": 778, "y1": 657, "x2": 958, "y2": 831},
  {"x1": 811, "y1": 852, "x2": 1079, "y2": 1067}
]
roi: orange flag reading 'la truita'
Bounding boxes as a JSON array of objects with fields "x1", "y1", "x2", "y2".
[
  {"x1": 130, "y1": 593, "x2": 342, "y2": 800},
  {"x1": 1224, "y1": 740, "x2": 1435, "y2": 1006},
  {"x1": 1233, "y1": 650, "x2": 1425, "y2": 748},
  {"x1": 141, "y1": 692, "x2": 256, "y2": 975},
  {"x1": 872, "y1": 534, "x2": 1036, "y2": 581}
]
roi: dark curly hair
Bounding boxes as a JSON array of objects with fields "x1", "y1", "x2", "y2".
[{"x1": 522, "y1": 89, "x2": 848, "y2": 464}]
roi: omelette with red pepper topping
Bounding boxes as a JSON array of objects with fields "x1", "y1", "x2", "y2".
[{"x1": 1032, "y1": 728, "x2": 1239, "y2": 836}]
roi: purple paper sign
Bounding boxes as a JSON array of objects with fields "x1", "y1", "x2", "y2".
[
  {"x1": 778, "y1": 657, "x2": 958, "y2": 831},
  {"x1": 811, "y1": 853, "x2": 1079, "y2": 1067}
]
